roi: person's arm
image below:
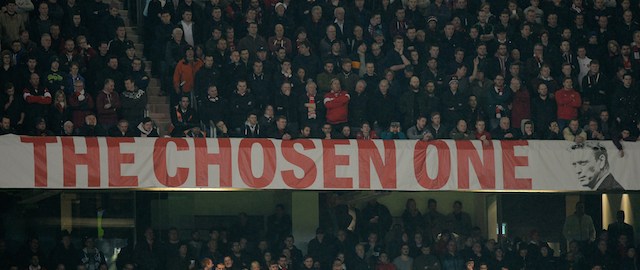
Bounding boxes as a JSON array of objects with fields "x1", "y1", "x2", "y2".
[
  {"x1": 570, "y1": 93, "x2": 582, "y2": 108},
  {"x1": 173, "y1": 64, "x2": 182, "y2": 94}
]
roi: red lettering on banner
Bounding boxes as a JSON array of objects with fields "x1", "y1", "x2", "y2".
[
  {"x1": 322, "y1": 140, "x2": 352, "y2": 188},
  {"x1": 414, "y1": 141, "x2": 451, "y2": 189},
  {"x1": 281, "y1": 139, "x2": 317, "y2": 188},
  {"x1": 501, "y1": 140, "x2": 532, "y2": 189},
  {"x1": 194, "y1": 138, "x2": 232, "y2": 187},
  {"x1": 357, "y1": 140, "x2": 397, "y2": 189},
  {"x1": 107, "y1": 138, "x2": 138, "y2": 187},
  {"x1": 20, "y1": 136, "x2": 58, "y2": 187},
  {"x1": 61, "y1": 137, "x2": 100, "y2": 187},
  {"x1": 153, "y1": 138, "x2": 190, "y2": 187},
  {"x1": 238, "y1": 139, "x2": 276, "y2": 188},
  {"x1": 456, "y1": 141, "x2": 495, "y2": 189}
]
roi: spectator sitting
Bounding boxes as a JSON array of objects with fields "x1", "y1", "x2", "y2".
[
  {"x1": 545, "y1": 121, "x2": 563, "y2": 140},
  {"x1": 320, "y1": 123, "x2": 335, "y2": 140},
  {"x1": 108, "y1": 119, "x2": 135, "y2": 137},
  {"x1": 298, "y1": 125, "x2": 313, "y2": 139},
  {"x1": 450, "y1": 119, "x2": 471, "y2": 140},
  {"x1": 337, "y1": 126, "x2": 353, "y2": 139},
  {"x1": 170, "y1": 95, "x2": 197, "y2": 137},
  {"x1": 185, "y1": 126, "x2": 206, "y2": 138},
  {"x1": 563, "y1": 119, "x2": 587, "y2": 143},
  {"x1": 29, "y1": 117, "x2": 54, "y2": 136},
  {"x1": 135, "y1": 117, "x2": 159, "y2": 137},
  {"x1": 491, "y1": 116, "x2": 520, "y2": 140},
  {"x1": 473, "y1": 120, "x2": 492, "y2": 146},
  {"x1": 78, "y1": 114, "x2": 107, "y2": 136},
  {"x1": 382, "y1": 122, "x2": 407, "y2": 139},
  {"x1": 267, "y1": 116, "x2": 293, "y2": 140},
  {"x1": 406, "y1": 115, "x2": 429, "y2": 140},
  {"x1": 585, "y1": 119, "x2": 605, "y2": 141},
  {"x1": 241, "y1": 112, "x2": 262, "y2": 138},
  {"x1": 520, "y1": 121, "x2": 538, "y2": 139},
  {"x1": 0, "y1": 116, "x2": 16, "y2": 135},
  {"x1": 356, "y1": 122, "x2": 379, "y2": 140}
]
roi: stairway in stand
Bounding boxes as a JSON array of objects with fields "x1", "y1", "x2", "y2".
[{"x1": 113, "y1": 0, "x2": 171, "y2": 136}]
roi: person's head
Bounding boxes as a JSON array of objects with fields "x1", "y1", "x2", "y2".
[
  {"x1": 475, "y1": 120, "x2": 486, "y2": 133},
  {"x1": 322, "y1": 124, "x2": 332, "y2": 135},
  {"x1": 390, "y1": 122, "x2": 401, "y2": 133},
  {"x1": 431, "y1": 112, "x2": 441, "y2": 125},
  {"x1": 569, "y1": 142, "x2": 610, "y2": 189},
  {"x1": 622, "y1": 73, "x2": 633, "y2": 88},
  {"x1": 509, "y1": 77, "x2": 522, "y2": 92},
  {"x1": 537, "y1": 83, "x2": 548, "y2": 97},
  {"x1": 330, "y1": 78, "x2": 341, "y2": 92},
  {"x1": 416, "y1": 116, "x2": 427, "y2": 128},
  {"x1": 223, "y1": 256, "x2": 234, "y2": 268},
  {"x1": 324, "y1": 61, "x2": 334, "y2": 73},
  {"x1": 521, "y1": 120, "x2": 533, "y2": 134},
  {"x1": 341, "y1": 126, "x2": 351, "y2": 138},
  {"x1": 179, "y1": 96, "x2": 190, "y2": 109},
  {"x1": 30, "y1": 73, "x2": 40, "y2": 87},
  {"x1": 456, "y1": 119, "x2": 467, "y2": 132},
  {"x1": 568, "y1": 119, "x2": 580, "y2": 132},
  {"x1": 276, "y1": 116, "x2": 287, "y2": 130},
  {"x1": 559, "y1": 77, "x2": 574, "y2": 90},
  {"x1": 499, "y1": 117, "x2": 510, "y2": 129},
  {"x1": 1, "y1": 116, "x2": 11, "y2": 130}
]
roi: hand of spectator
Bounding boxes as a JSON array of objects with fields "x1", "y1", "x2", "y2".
[
  {"x1": 473, "y1": 57, "x2": 479, "y2": 66},
  {"x1": 282, "y1": 134, "x2": 292, "y2": 140},
  {"x1": 8, "y1": 95, "x2": 13, "y2": 103},
  {"x1": 575, "y1": 136, "x2": 585, "y2": 143},
  {"x1": 78, "y1": 94, "x2": 85, "y2": 101},
  {"x1": 104, "y1": 103, "x2": 112, "y2": 109},
  {"x1": 619, "y1": 150, "x2": 625, "y2": 157},
  {"x1": 482, "y1": 139, "x2": 490, "y2": 146},
  {"x1": 505, "y1": 133, "x2": 513, "y2": 138}
]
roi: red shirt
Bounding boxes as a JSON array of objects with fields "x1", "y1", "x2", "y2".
[{"x1": 323, "y1": 90, "x2": 350, "y2": 124}]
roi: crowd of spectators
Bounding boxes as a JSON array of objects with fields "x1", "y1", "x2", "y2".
[
  {"x1": 0, "y1": 198, "x2": 637, "y2": 270},
  {"x1": 1, "y1": 0, "x2": 640, "y2": 141}
]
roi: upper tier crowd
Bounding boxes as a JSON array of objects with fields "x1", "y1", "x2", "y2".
[{"x1": 1, "y1": 0, "x2": 640, "y2": 142}]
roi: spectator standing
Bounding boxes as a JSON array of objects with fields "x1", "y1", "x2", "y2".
[
  {"x1": 96, "y1": 78, "x2": 121, "y2": 130},
  {"x1": 324, "y1": 78, "x2": 350, "y2": 129},
  {"x1": 555, "y1": 77, "x2": 581, "y2": 129}
]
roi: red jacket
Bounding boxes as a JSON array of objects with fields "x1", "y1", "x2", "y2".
[
  {"x1": 173, "y1": 58, "x2": 203, "y2": 94},
  {"x1": 555, "y1": 88, "x2": 581, "y2": 120},
  {"x1": 323, "y1": 90, "x2": 350, "y2": 124}
]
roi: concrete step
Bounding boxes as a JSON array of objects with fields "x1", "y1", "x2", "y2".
[
  {"x1": 150, "y1": 78, "x2": 160, "y2": 85},
  {"x1": 148, "y1": 96, "x2": 168, "y2": 104},
  {"x1": 148, "y1": 104, "x2": 170, "y2": 114},
  {"x1": 149, "y1": 113, "x2": 168, "y2": 119},
  {"x1": 147, "y1": 89, "x2": 162, "y2": 96}
]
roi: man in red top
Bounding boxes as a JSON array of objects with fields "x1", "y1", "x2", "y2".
[
  {"x1": 555, "y1": 77, "x2": 581, "y2": 130},
  {"x1": 173, "y1": 46, "x2": 203, "y2": 99},
  {"x1": 323, "y1": 78, "x2": 350, "y2": 129},
  {"x1": 23, "y1": 73, "x2": 52, "y2": 132}
]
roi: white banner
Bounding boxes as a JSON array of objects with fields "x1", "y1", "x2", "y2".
[{"x1": 0, "y1": 135, "x2": 636, "y2": 191}]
